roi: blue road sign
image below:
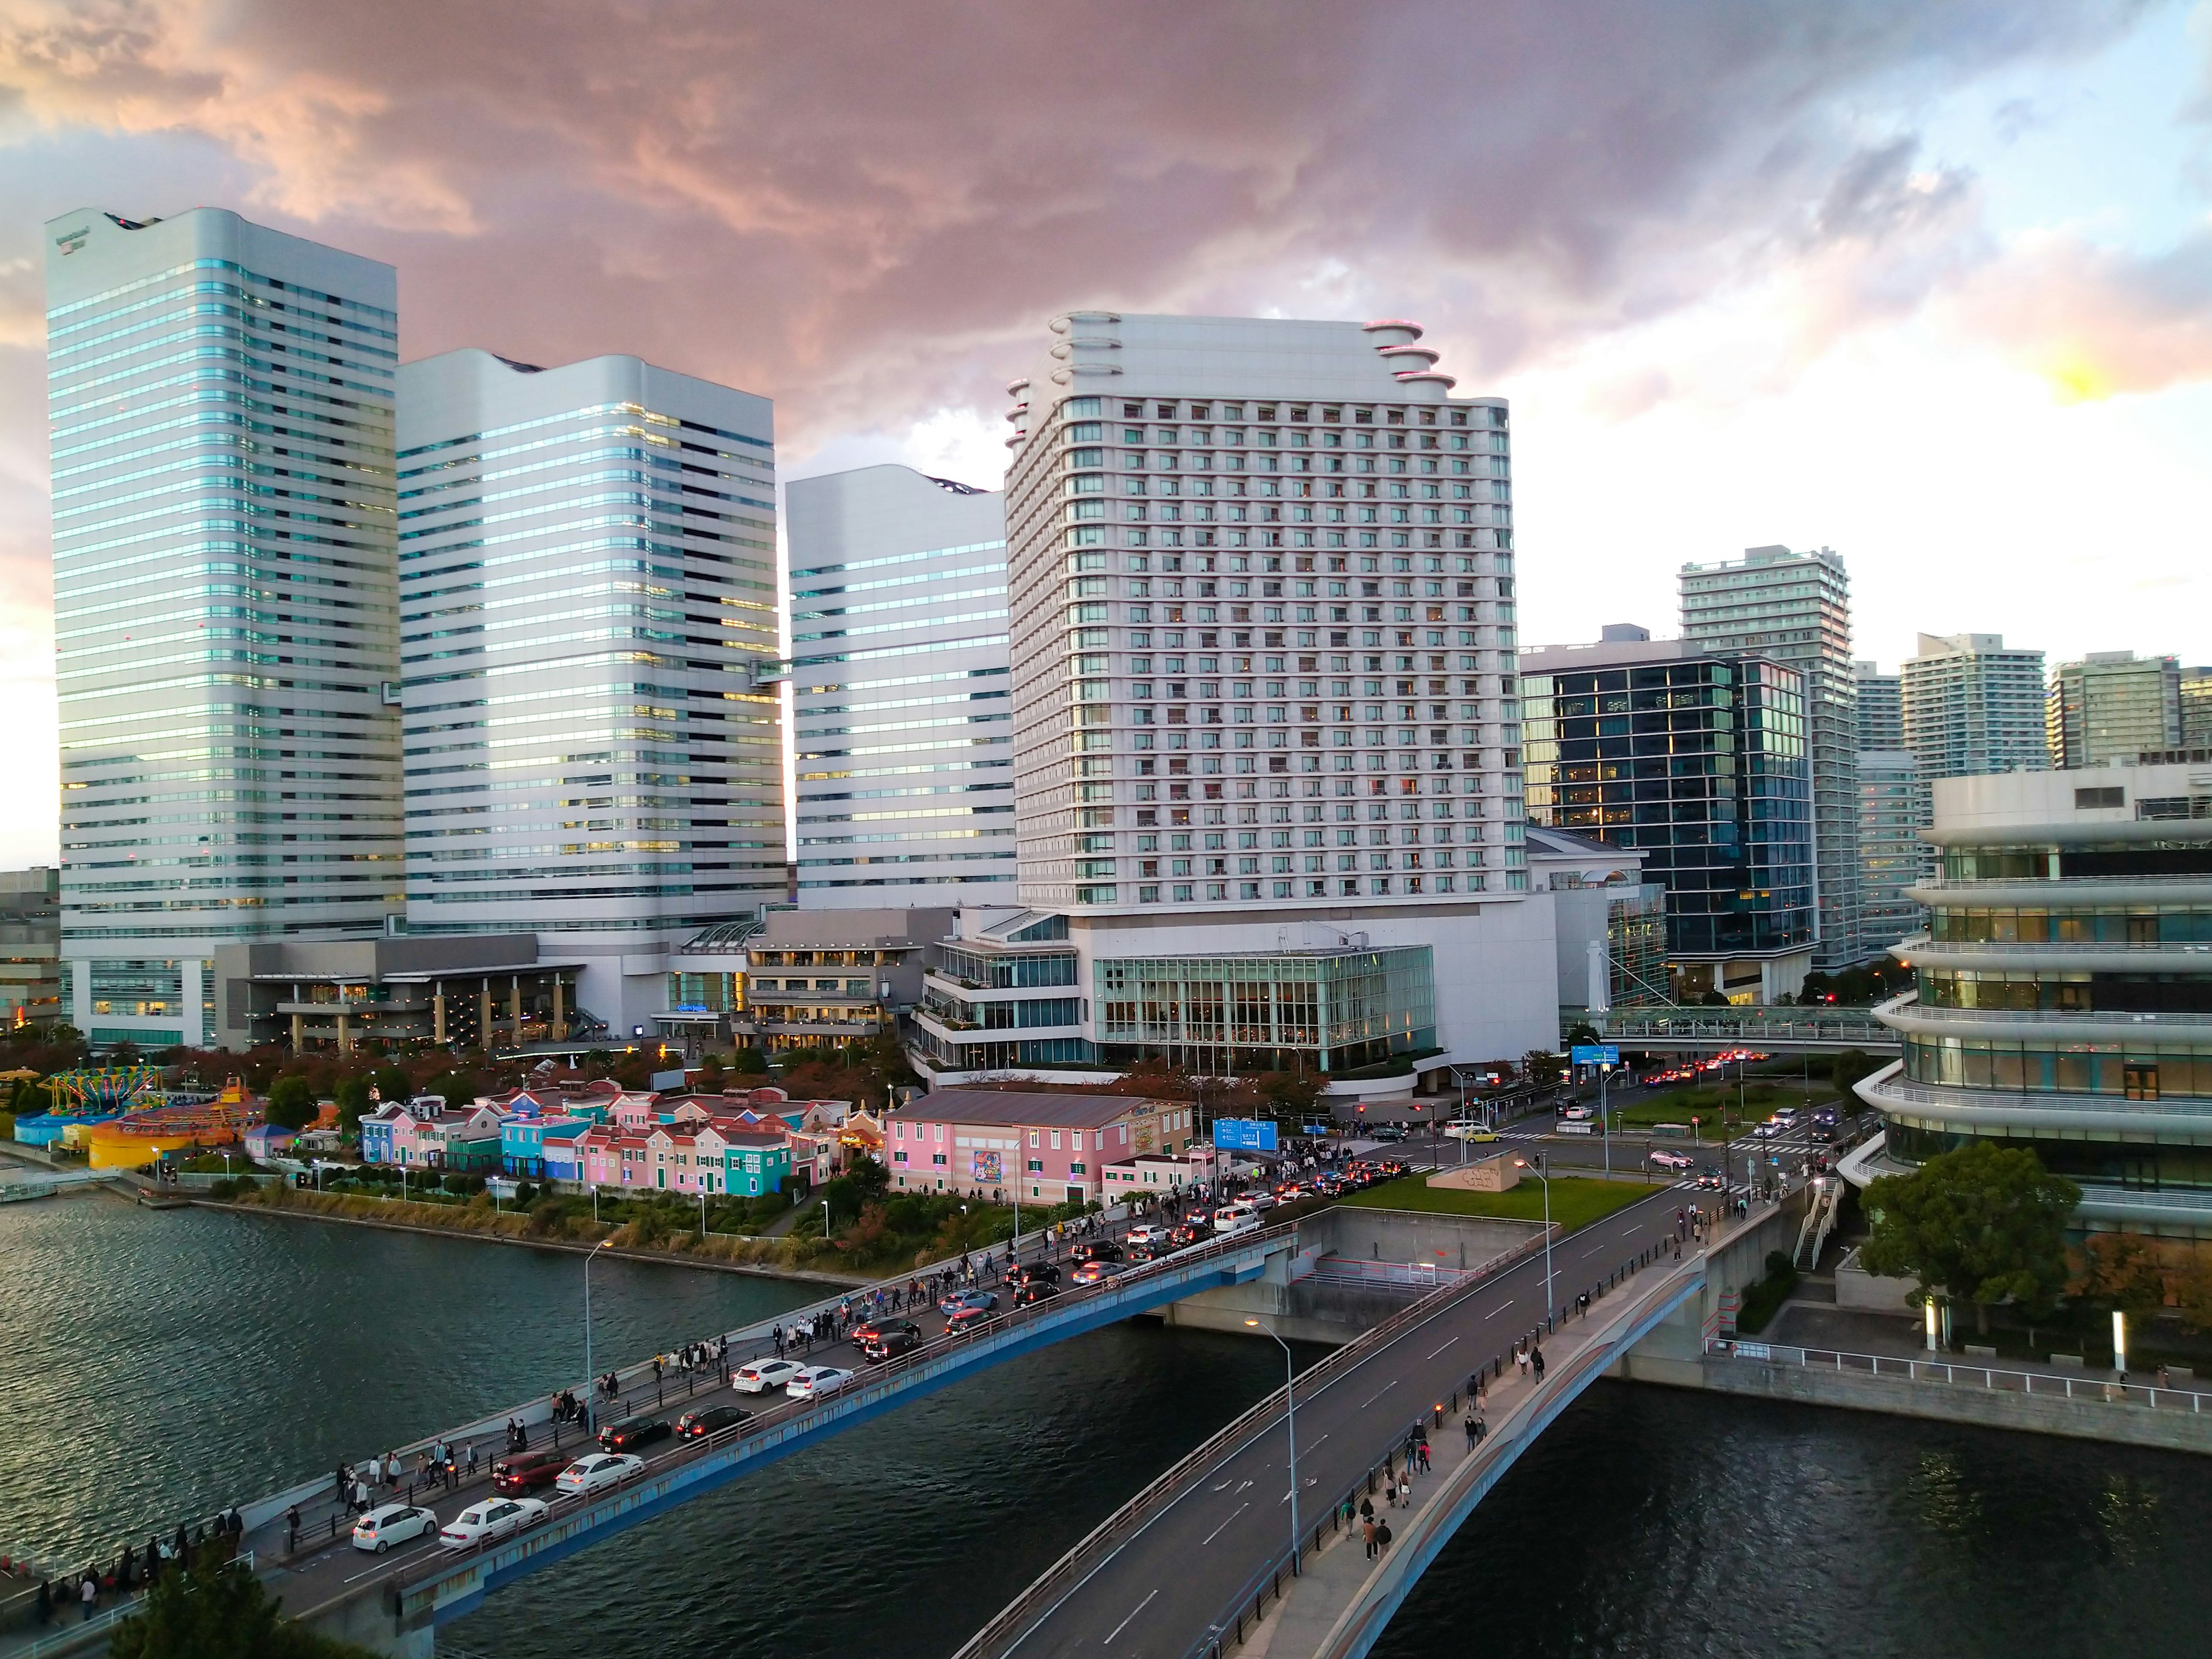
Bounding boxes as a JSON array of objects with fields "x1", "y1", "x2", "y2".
[
  {"x1": 1212, "y1": 1118, "x2": 1279, "y2": 1153},
  {"x1": 1569, "y1": 1044, "x2": 1620, "y2": 1066}
]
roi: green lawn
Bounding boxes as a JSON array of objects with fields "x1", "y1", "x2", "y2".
[
  {"x1": 1609, "y1": 1077, "x2": 1839, "y2": 1137},
  {"x1": 1339, "y1": 1173, "x2": 1664, "y2": 1230}
]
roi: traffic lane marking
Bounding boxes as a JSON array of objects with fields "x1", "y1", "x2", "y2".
[
  {"x1": 1201, "y1": 1502, "x2": 1251, "y2": 1546},
  {"x1": 1104, "y1": 1588, "x2": 1158, "y2": 1644}
]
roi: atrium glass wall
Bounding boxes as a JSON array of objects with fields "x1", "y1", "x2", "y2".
[{"x1": 1096, "y1": 945, "x2": 1433, "y2": 1073}]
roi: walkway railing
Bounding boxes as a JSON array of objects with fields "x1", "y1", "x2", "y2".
[
  {"x1": 1596, "y1": 1007, "x2": 1895, "y2": 1046},
  {"x1": 1306, "y1": 1260, "x2": 1468, "y2": 1292},
  {"x1": 1707, "y1": 1338, "x2": 2212, "y2": 1412}
]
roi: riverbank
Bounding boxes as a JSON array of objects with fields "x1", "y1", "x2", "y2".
[{"x1": 200, "y1": 1185, "x2": 876, "y2": 1286}]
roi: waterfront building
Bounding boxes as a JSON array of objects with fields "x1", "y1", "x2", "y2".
[
  {"x1": 786, "y1": 466, "x2": 1016, "y2": 904},
  {"x1": 1519, "y1": 627, "x2": 1815, "y2": 1004},
  {"x1": 45, "y1": 207, "x2": 405, "y2": 1050},
  {"x1": 2047, "y1": 652, "x2": 2181, "y2": 769},
  {"x1": 974, "y1": 312, "x2": 1556, "y2": 1078},
  {"x1": 1679, "y1": 545, "x2": 1861, "y2": 968},
  {"x1": 1900, "y1": 632, "x2": 2048, "y2": 779},
  {"x1": 657, "y1": 906, "x2": 950, "y2": 1058},
  {"x1": 1857, "y1": 749, "x2": 1929, "y2": 951},
  {"x1": 0, "y1": 869, "x2": 62, "y2": 1030},
  {"x1": 885, "y1": 1088, "x2": 1200, "y2": 1205},
  {"x1": 1855, "y1": 662, "x2": 1902, "y2": 750},
  {"x1": 1855, "y1": 760, "x2": 2212, "y2": 1248},
  {"x1": 210, "y1": 934, "x2": 585, "y2": 1052},
  {"x1": 395, "y1": 349, "x2": 783, "y2": 1037}
]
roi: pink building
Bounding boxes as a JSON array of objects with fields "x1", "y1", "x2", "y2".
[{"x1": 885, "y1": 1090, "x2": 1197, "y2": 1206}]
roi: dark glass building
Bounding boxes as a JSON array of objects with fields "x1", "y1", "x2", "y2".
[{"x1": 1522, "y1": 627, "x2": 1815, "y2": 1001}]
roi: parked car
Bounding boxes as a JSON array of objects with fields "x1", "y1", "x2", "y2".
[
  {"x1": 555, "y1": 1453, "x2": 643, "y2": 1497},
  {"x1": 1014, "y1": 1280, "x2": 1061, "y2": 1306},
  {"x1": 491, "y1": 1451, "x2": 569, "y2": 1497},
  {"x1": 352, "y1": 1503, "x2": 437, "y2": 1554},
  {"x1": 597, "y1": 1414, "x2": 671, "y2": 1453},
  {"x1": 1070, "y1": 1239, "x2": 1126, "y2": 1264},
  {"x1": 786, "y1": 1365, "x2": 854, "y2": 1400},
  {"x1": 676, "y1": 1404, "x2": 753, "y2": 1438},
  {"x1": 438, "y1": 1497, "x2": 548, "y2": 1549},
  {"x1": 862, "y1": 1320, "x2": 923, "y2": 1362},
  {"x1": 939, "y1": 1287, "x2": 997, "y2": 1316},
  {"x1": 734, "y1": 1358, "x2": 805, "y2": 1394}
]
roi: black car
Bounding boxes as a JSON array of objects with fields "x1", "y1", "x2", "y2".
[
  {"x1": 675, "y1": 1405, "x2": 753, "y2": 1439},
  {"x1": 1167, "y1": 1224, "x2": 1206, "y2": 1249},
  {"x1": 597, "y1": 1414, "x2": 672, "y2": 1453},
  {"x1": 1070, "y1": 1240, "x2": 1125, "y2": 1264},
  {"x1": 862, "y1": 1320, "x2": 923, "y2": 1362},
  {"x1": 1014, "y1": 1281, "x2": 1061, "y2": 1306},
  {"x1": 1009, "y1": 1260, "x2": 1061, "y2": 1287}
]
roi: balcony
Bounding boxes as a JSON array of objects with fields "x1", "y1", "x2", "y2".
[
  {"x1": 1859, "y1": 1067, "x2": 2212, "y2": 1133},
  {"x1": 1883, "y1": 999, "x2": 2212, "y2": 1041},
  {"x1": 1903, "y1": 938, "x2": 2212, "y2": 972}
]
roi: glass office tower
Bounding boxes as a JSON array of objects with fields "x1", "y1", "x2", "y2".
[{"x1": 46, "y1": 207, "x2": 403, "y2": 1049}]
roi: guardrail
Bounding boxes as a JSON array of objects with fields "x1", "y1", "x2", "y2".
[
  {"x1": 1306, "y1": 1260, "x2": 1468, "y2": 1292},
  {"x1": 1707, "y1": 1339, "x2": 2212, "y2": 1411}
]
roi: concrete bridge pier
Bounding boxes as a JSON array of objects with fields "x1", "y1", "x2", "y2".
[{"x1": 295, "y1": 1575, "x2": 431, "y2": 1658}]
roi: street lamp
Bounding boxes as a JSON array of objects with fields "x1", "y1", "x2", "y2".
[
  {"x1": 1244, "y1": 1319, "x2": 1300, "y2": 1569},
  {"x1": 584, "y1": 1238, "x2": 612, "y2": 1434},
  {"x1": 1513, "y1": 1156, "x2": 1554, "y2": 1326}
]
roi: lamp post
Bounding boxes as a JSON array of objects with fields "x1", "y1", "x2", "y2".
[
  {"x1": 1244, "y1": 1319, "x2": 1300, "y2": 1569},
  {"x1": 1514, "y1": 1155, "x2": 1554, "y2": 1324},
  {"x1": 584, "y1": 1238, "x2": 612, "y2": 1434}
]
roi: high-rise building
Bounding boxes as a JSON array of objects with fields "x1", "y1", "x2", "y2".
[
  {"x1": 1520, "y1": 629, "x2": 1815, "y2": 1002},
  {"x1": 1855, "y1": 762, "x2": 2212, "y2": 1251},
  {"x1": 1854, "y1": 661, "x2": 1902, "y2": 749},
  {"x1": 46, "y1": 207, "x2": 404, "y2": 1050},
  {"x1": 2176, "y1": 666, "x2": 2212, "y2": 752},
  {"x1": 786, "y1": 465, "x2": 1017, "y2": 906},
  {"x1": 912, "y1": 313, "x2": 1557, "y2": 1084},
  {"x1": 1856, "y1": 749, "x2": 1927, "y2": 950},
  {"x1": 395, "y1": 349, "x2": 782, "y2": 1033},
  {"x1": 1899, "y1": 632, "x2": 2048, "y2": 779},
  {"x1": 2047, "y1": 652, "x2": 2181, "y2": 768},
  {"x1": 0, "y1": 869, "x2": 61, "y2": 1030},
  {"x1": 1679, "y1": 544, "x2": 1860, "y2": 968}
]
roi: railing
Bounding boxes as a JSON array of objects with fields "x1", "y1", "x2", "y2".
[
  {"x1": 1910, "y1": 873, "x2": 2212, "y2": 892},
  {"x1": 1306, "y1": 1259, "x2": 1468, "y2": 1291},
  {"x1": 1708, "y1": 1339, "x2": 2212, "y2": 1411},
  {"x1": 1885, "y1": 1002, "x2": 2212, "y2": 1029},
  {"x1": 1862, "y1": 1071, "x2": 2212, "y2": 1121},
  {"x1": 11, "y1": 1552, "x2": 255, "y2": 1659},
  {"x1": 1912, "y1": 938, "x2": 2212, "y2": 956},
  {"x1": 1598, "y1": 1007, "x2": 1893, "y2": 1043}
]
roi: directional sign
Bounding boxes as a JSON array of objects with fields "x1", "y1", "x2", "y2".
[
  {"x1": 1212, "y1": 1118, "x2": 1279, "y2": 1153},
  {"x1": 1569, "y1": 1044, "x2": 1620, "y2": 1066}
]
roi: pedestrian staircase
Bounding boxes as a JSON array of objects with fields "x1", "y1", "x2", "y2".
[{"x1": 1793, "y1": 1180, "x2": 1840, "y2": 1270}]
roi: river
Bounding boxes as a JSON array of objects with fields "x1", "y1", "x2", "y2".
[{"x1": 5, "y1": 1194, "x2": 2207, "y2": 1659}]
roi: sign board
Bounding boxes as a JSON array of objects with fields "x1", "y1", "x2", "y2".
[
  {"x1": 1569, "y1": 1044, "x2": 1620, "y2": 1066},
  {"x1": 970, "y1": 1150, "x2": 1003, "y2": 1185},
  {"x1": 1213, "y1": 1118, "x2": 1279, "y2": 1153},
  {"x1": 649, "y1": 1069, "x2": 687, "y2": 1091}
]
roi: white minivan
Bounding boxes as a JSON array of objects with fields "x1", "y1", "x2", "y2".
[{"x1": 1213, "y1": 1202, "x2": 1260, "y2": 1236}]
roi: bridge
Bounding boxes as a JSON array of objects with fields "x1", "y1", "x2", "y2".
[{"x1": 1595, "y1": 1004, "x2": 1898, "y2": 1055}]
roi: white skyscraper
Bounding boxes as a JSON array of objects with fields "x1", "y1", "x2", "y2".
[
  {"x1": 786, "y1": 465, "x2": 1016, "y2": 905},
  {"x1": 999, "y1": 313, "x2": 1525, "y2": 916},
  {"x1": 396, "y1": 349, "x2": 782, "y2": 1032},
  {"x1": 911, "y1": 314, "x2": 1555, "y2": 1087},
  {"x1": 46, "y1": 207, "x2": 403, "y2": 1049},
  {"x1": 1900, "y1": 632, "x2": 2048, "y2": 779}
]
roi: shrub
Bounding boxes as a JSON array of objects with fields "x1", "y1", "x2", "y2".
[{"x1": 208, "y1": 1177, "x2": 237, "y2": 1200}]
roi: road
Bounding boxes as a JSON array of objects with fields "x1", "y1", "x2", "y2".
[{"x1": 978, "y1": 1184, "x2": 1690, "y2": 1659}]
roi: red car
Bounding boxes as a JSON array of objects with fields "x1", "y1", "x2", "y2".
[
  {"x1": 945, "y1": 1304, "x2": 994, "y2": 1336},
  {"x1": 491, "y1": 1451, "x2": 567, "y2": 1496}
]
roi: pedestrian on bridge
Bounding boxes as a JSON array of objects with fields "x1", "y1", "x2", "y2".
[
  {"x1": 79, "y1": 1573, "x2": 96, "y2": 1622},
  {"x1": 285, "y1": 1505, "x2": 300, "y2": 1554},
  {"x1": 1362, "y1": 1516, "x2": 1378, "y2": 1559}
]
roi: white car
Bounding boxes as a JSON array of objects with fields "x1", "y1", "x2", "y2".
[
  {"x1": 1649, "y1": 1150, "x2": 1695, "y2": 1171},
  {"x1": 1559, "y1": 1105, "x2": 1593, "y2": 1122},
  {"x1": 734, "y1": 1358, "x2": 804, "y2": 1394},
  {"x1": 786, "y1": 1365, "x2": 854, "y2": 1400},
  {"x1": 437, "y1": 1496, "x2": 547, "y2": 1549},
  {"x1": 351, "y1": 1502, "x2": 437, "y2": 1554},
  {"x1": 555, "y1": 1452, "x2": 643, "y2": 1497},
  {"x1": 1246, "y1": 1191, "x2": 1279, "y2": 1212},
  {"x1": 1125, "y1": 1223, "x2": 1165, "y2": 1247}
]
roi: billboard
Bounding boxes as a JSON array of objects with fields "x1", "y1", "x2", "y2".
[
  {"x1": 970, "y1": 1150, "x2": 1003, "y2": 1185},
  {"x1": 1569, "y1": 1044, "x2": 1620, "y2": 1067},
  {"x1": 1212, "y1": 1118, "x2": 1279, "y2": 1153}
]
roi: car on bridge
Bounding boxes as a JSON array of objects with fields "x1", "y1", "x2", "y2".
[
  {"x1": 734, "y1": 1358, "x2": 805, "y2": 1394},
  {"x1": 1014, "y1": 1280, "x2": 1062, "y2": 1306},
  {"x1": 1009, "y1": 1260, "x2": 1062, "y2": 1288},
  {"x1": 1167, "y1": 1222, "x2": 1207, "y2": 1248},
  {"x1": 597, "y1": 1414, "x2": 672, "y2": 1453},
  {"x1": 1125, "y1": 1222, "x2": 1167, "y2": 1247},
  {"x1": 556, "y1": 1452, "x2": 643, "y2": 1497},
  {"x1": 352, "y1": 1503, "x2": 437, "y2": 1554},
  {"x1": 440, "y1": 1496, "x2": 548, "y2": 1549},
  {"x1": 945, "y1": 1303, "x2": 995, "y2": 1336},
  {"x1": 491, "y1": 1451, "x2": 569, "y2": 1497},
  {"x1": 787, "y1": 1365, "x2": 854, "y2": 1400},
  {"x1": 1070, "y1": 1258, "x2": 1127, "y2": 1286},
  {"x1": 861, "y1": 1320, "x2": 923, "y2": 1362},
  {"x1": 940, "y1": 1287, "x2": 997, "y2": 1316},
  {"x1": 676, "y1": 1404, "x2": 753, "y2": 1438},
  {"x1": 1070, "y1": 1239, "x2": 1126, "y2": 1264}
]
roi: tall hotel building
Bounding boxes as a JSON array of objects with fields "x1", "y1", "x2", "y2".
[
  {"x1": 1680, "y1": 545, "x2": 1862, "y2": 969},
  {"x1": 915, "y1": 315, "x2": 1556, "y2": 1082},
  {"x1": 786, "y1": 466, "x2": 1016, "y2": 903},
  {"x1": 45, "y1": 209, "x2": 403, "y2": 1049},
  {"x1": 395, "y1": 350, "x2": 783, "y2": 1033}
]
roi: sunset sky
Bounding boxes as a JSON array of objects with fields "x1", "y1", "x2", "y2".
[{"x1": 3, "y1": 0, "x2": 2210, "y2": 866}]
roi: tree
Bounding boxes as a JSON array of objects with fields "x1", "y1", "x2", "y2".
[
  {"x1": 2079, "y1": 1233, "x2": 2168, "y2": 1321},
  {"x1": 422, "y1": 1071, "x2": 472, "y2": 1108},
  {"x1": 332, "y1": 1075, "x2": 373, "y2": 1137},
  {"x1": 109, "y1": 1550, "x2": 385, "y2": 1659},
  {"x1": 108, "y1": 1040, "x2": 142, "y2": 1068},
  {"x1": 1523, "y1": 1050, "x2": 1565, "y2": 1088},
  {"x1": 1255, "y1": 1070, "x2": 1321, "y2": 1122},
  {"x1": 729, "y1": 1043, "x2": 768, "y2": 1077},
  {"x1": 1831, "y1": 1048, "x2": 1881, "y2": 1097},
  {"x1": 264, "y1": 1075, "x2": 317, "y2": 1131},
  {"x1": 1860, "y1": 1142, "x2": 2080, "y2": 1335},
  {"x1": 370, "y1": 1065, "x2": 412, "y2": 1107},
  {"x1": 1563, "y1": 1021, "x2": 1601, "y2": 1049}
]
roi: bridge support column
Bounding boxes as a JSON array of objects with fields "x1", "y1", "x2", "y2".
[{"x1": 299, "y1": 1585, "x2": 432, "y2": 1658}]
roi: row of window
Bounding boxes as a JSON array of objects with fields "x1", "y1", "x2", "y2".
[{"x1": 1903, "y1": 1036, "x2": 2212, "y2": 1101}]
